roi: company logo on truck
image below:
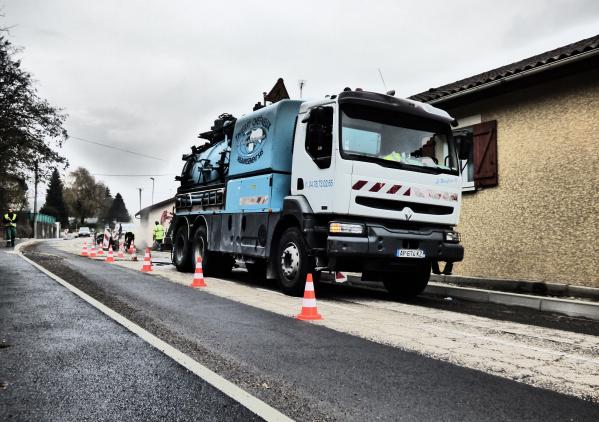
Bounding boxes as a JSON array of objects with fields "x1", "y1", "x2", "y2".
[{"x1": 236, "y1": 117, "x2": 272, "y2": 164}]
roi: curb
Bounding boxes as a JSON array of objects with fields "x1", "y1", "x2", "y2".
[
  {"x1": 430, "y1": 274, "x2": 599, "y2": 302},
  {"x1": 342, "y1": 274, "x2": 599, "y2": 321},
  {"x1": 426, "y1": 283, "x2": 599, "y2": 320}
]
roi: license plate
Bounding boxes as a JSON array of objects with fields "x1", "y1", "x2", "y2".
[{"x1": 396, "y1": 249, "x2": 425, "y2": 258}]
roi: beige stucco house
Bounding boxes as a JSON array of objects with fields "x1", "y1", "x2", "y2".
[
  {"x1": 135, "y1": 197, "x2": 175, "y2": 249},
  {"x1": 410, "y1": 34, "x2": 599, "y2": 287}
]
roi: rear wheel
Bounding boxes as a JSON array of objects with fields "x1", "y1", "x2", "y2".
[
  {"x1": 274, "y1": 227, "x2": 313, "y2": 296},
  {"x1": 191, "y1": 226, "x2": 233, "y2": 277},
  {"x1": 173, "y1": 225, "x2": 193, "y2": 272},
  {"x1": 383, "y1": 262, "x2": 431, "y2": 299}
]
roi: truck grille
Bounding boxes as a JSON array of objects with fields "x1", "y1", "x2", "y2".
[{"x1": 355, "y1": 196, "x2": 454, "y2": 215}]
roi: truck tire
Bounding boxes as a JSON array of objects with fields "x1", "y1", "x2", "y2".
[
  {"x1": 191, "y1": 226, "x2": 233, "y2": 277},
  {"x1": 383, "y1": 262, "x2": 431, "y2": 299},
  {"x1": 173, "y1": 225, "x2": 193, "y2": 272},
  {"x1": 274, "y1": 227, "x2": 313, "y2": 296}
]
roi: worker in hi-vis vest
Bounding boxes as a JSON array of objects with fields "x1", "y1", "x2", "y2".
[
  {"x1": 3, "y1": 208, "x2": 18, "y2": 247},
  {"x1": 152, "y1": 220, "x2": 165, "y2": 251}
]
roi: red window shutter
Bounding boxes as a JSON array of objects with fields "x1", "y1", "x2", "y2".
[{"x1": 472, "y1": 120, "x2": 498, "y2": 188}]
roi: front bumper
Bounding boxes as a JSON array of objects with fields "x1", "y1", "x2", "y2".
[{"x1": 327, "y1": 223, "x2": 463, "y2": 263}]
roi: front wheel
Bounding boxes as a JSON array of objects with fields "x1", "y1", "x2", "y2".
[
  {"x1": 274, "y1": 227, "x2": 313, "y2": 296},
  {"x1": 383, "y1": 262, "x2": 431, "y2": 299}
]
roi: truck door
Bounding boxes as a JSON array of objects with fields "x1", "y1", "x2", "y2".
[{"x1": 291, "y1": 105, "x2": 336, "y2": 213}]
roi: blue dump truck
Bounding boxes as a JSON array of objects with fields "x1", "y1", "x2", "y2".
[{"x1": 171, "y1": 89, "x2": 470, "y2": 297}]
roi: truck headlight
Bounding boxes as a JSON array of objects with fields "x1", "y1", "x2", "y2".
[
  {"x1": 445, "y1": 231, "x2": 461, "y2": 243},
  {"x1": 329, "y1": 222, "x2": 365, "y2": 235}
]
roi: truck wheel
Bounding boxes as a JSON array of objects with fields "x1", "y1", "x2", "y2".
[
  {"x1": 275, "y1": 227, "x2": 313, "y2": 296},
  {"x1": 173, "y1": 226, "x2": 193, "y2": 272},
  {"x1": 191, "y1": 226, "x2": 233, "y2": 277},
  {"x1": 383, "y1": 262, "x2": 431, "y2": 299}
]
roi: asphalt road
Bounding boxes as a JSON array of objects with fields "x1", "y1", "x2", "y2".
[
  {"x1": 4, "y1": 242, "x2": 599, "y2": 421},
  {"x1": 0, "y1": 248, "x2": 259, "y2": 422}
]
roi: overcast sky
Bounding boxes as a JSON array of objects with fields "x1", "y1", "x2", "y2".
[{"x1": 3, "y1": 0, "x2": 599, "y2": 215}]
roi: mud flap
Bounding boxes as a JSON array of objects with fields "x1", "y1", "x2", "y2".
[{"x1": 432, "y1": 261, "x2": 453, "y2": 275}]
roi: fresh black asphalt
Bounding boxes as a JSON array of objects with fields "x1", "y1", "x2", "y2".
[
  {"x1": 0, "y1": 249, "x2": 259, "y2": 421},
  {"x1": 6, "y1": 241, "x2": 599, "y2": 421}
]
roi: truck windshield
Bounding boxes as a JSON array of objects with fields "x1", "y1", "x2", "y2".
[{"x1": 340, "y1": 104, "x2": 459, "y2": 175}]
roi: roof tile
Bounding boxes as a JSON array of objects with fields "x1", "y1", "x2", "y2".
[{"x1": 410, "y1": 34, "x2": 599, "y2": 103}]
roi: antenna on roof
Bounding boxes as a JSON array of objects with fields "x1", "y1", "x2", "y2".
[
  {"x1": 378, "y1": 68, "x2": 395, "y2": 96},
  {"x1": 298, "y1": 79, "x2": 307, "y2": 99},
  {"x1": 378, "y1": 68, "x2": 388, "y2": 91}
]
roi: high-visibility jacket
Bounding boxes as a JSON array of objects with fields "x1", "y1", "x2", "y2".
[
  {"x1": 153, "y1": 224, "x2": 165, "y2": 240},
  {"x1": 3, "y1": 213, "x2": 17, "y2": 227},
  {"x1": 383, "y1": 151, "x2": 402, "y2": 162}
]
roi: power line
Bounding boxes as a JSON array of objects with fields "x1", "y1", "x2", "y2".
[
  {"x1": 92, "y1": 173, "x2": 176, "y2": 177},
  {"x1": 69, "y1": 136, "x2": 166, "y2": 161}
]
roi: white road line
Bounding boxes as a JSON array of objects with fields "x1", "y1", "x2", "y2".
[{"x1": 16, "y1": 243, "x2": 294, "y2": 422}]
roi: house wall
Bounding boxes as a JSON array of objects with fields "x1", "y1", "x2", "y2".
[
  {"x1": 138, "y1": 201, "x2": 175, "y2": 248},
  {"x1": 448, "y1": 69, "x2": 599, "y2": 287}
]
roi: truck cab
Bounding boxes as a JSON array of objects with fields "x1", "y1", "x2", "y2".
[
  {"x1": 284, "y1": 90, "x2": 465, "y2": 296},
  {"x1": 171, "y1": 90, "x2": 468, "y2": 298}
]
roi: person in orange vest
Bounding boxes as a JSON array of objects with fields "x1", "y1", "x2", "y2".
[{"x1": 3, "y1": 208, "x2": 18, "y2": 247}]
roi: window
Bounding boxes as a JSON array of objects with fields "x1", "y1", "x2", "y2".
[
  {"x1": 305, "y1": 106, "x2": 333, "y2": 169},
  {"x1": 340, "y1": 104, "x2": 459, "y2": 175},
  {"x1": 453, "y1": 119, "x2": 498, "y2": 191}
]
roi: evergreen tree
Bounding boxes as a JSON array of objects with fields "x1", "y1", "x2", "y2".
[
  {"x1": 40, "y1": 168, "x2": 69, "y2": 226},
  {"x1": 99, "y1": 186, "x2": 114, "y2": 226},
  {"x1": 107, "y1": 193, "x2": 131, "y2": 222}
]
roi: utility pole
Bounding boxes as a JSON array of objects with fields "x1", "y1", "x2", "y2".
[
  {"x1": 298, "y1": 80, "x2": 306, "y2": 99},
  {"x1": 33, "y1": 160, "x2": 39, "y2": 239},
  {"x1": 138, "y1": 188, "x2": 143, "y2": 212},
  {"x1": 150, "y1": 177, "x2": 155, "y2": 205}
]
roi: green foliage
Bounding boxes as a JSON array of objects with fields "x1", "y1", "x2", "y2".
[
  {"x1": 40, "y1": 168, "x2": 69, "y2": 226},
  {"x1": 0, "y1": 34, "x2": 68, "y2": 209},
  {"x1": 107, "y1": 193, "x2": 131, "y2": 223},
  {"x1": 99, "y1": 186, "x2": 113, "y2": 226},
  {"x1": 63, "y1": 167, "x2": 109, "y2": 224}
]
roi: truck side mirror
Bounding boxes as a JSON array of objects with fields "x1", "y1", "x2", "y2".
[
  {"x1": 454, "y1": 130, "x2": 473, "y2": 160},
  {"x1": 301, "y1": 110, "x2": 312, "y2": 123}
]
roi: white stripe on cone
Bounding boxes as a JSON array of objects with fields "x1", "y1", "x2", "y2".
[{"x1": 301, "y1": 298, "x2": 317, "y2": 307}]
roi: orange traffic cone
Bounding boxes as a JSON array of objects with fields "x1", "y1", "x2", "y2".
[
  {"x1": 117, "y1": 242, "x2": 125, "y2": 260},
  {"x1": 97, "y1": 243, "x2": 104, "y2": 256},
  {"x1": 130, "y1": 243, "x2": 138, "y2": 261},
  {"x1": 80, "y1": 241, "x2": 88, "y2": 257},
  {"x1": 105, "y1": 245, "x2": 115, "y2": 263},
  {"x1": 190, "y1": 256, "x2": 207, "y2": 288},
  {"x1": 89, "y1": 241, "x2": 97, "y2": 258},
  {"x1": 140, "y1": 247, "x2": 152, "y2": 272},
  {"x1": 296, "y1": 273, "x2": 322, "y2": 321},
  {"x1": 128, "y1": 241, "x2": 135, "y2": 255}
]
